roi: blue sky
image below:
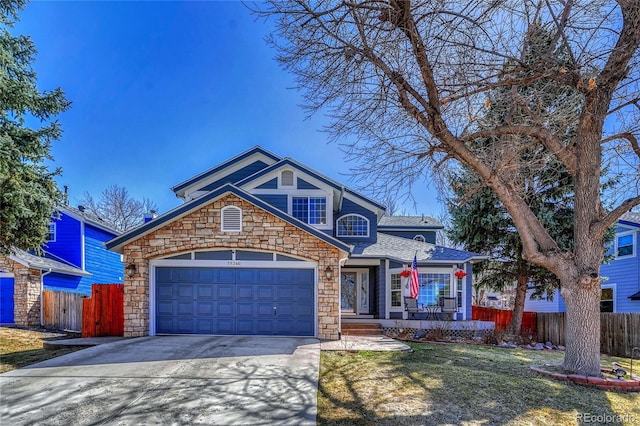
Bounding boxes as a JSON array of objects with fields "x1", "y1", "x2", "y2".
[{"x1": 17, "y1": 1, "x2": 442, "y2": 217}]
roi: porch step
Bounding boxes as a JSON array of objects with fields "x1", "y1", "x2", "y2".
[{"x1": 341, "y1": 323, "x2": 383, "y2": 336}]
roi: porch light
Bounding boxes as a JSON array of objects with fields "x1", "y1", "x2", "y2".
[
  {"x1": 125, "y1": 263, "x2": 136, "y2": 277},
  {"x1": 324, "y1": 266, "x2": 333, "y2": 279}
]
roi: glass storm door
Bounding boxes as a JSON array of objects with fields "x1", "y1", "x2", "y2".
[{"x1": 341, "y1": 272, "x2": 356, "y2": 313}]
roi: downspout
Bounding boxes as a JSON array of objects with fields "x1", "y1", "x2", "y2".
[
  {"x1": 338, "y1": 254, "x2": 350, "y2": 339},
  {"x1": 40, "y1": 268, "x2": 52, "y2": 327}
]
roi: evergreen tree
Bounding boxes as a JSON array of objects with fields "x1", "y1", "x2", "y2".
[
  {"x1": 447, "y1": 24, "x2": 577, "y2": 336},
  {"x1": 0, "y1": 0, "x2": 70, "y2": 254}
]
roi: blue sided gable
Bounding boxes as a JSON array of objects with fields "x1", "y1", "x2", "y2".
[
  {"x1": 254, "y1": 194, "x2": 288, "y2": 212},
  {"x1": 201, "y1": 161, "x2": 270, "y2": 191},
  {"x1": 45, "y1": 212, "x2": 82, "y2": 267},
  {"x1": 335, "y1": 198, "x2": 378, "y2": 243},
  {"x1": 256, "y1": 178, "x2": 278, "y2": 189},
  {"x1": 297, "y1": 178, "x2": 319, "y2": 190}
]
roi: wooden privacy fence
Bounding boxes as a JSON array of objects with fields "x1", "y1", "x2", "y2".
[
  {"x1": 537, "y1": 312, "x2": 640, "y2": 358},
  {"x1": 43, "y1": 290, "x2": 86, "y2": 332},
  {"x1": 472, "y1": 306, "x2": 537, "y2": 335},
  {"x1": 82, "y1": 284, "x2": 124, "y2": 338}
]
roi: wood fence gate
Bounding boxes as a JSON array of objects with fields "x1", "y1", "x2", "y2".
[
  {"x1": 43, "y1": 290, "x2": 86, "y2": 332},
  {"x1": 82, "y1": 284, "x2": 124, "y2": 338}
]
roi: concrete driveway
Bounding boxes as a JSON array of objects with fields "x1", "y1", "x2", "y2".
[{"x1": 0, "y1": 335, "x2": 320, "y2": 425}]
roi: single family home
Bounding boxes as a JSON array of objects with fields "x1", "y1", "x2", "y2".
[
  {"x1": 0, "y1": 205, "x2": 124, "y2": 326},
  {"x1": 106, "y1": 146, "x2": 484, "y2": 340},
  {"x1": 525, "y1": 211, "x2": 640, "y2": 313}
]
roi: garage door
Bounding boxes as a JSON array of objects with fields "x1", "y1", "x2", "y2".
[
  {"x1": 155, "y1": 267, "x2": 314, "y2": 336},
  {"x1": 0, "y1": 275, "x2": 14, "y2": 324}
]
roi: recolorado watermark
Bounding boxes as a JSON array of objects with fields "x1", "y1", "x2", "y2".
[{"x1": 577, "y1": 412, "x2": 635, "y2": 424}]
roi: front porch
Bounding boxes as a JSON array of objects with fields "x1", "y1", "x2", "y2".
[{"x1": 341, "y1": 317, "x2": 495, "y2": 340}]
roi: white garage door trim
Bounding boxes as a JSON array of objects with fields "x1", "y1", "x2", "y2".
[{"x1": 149, "y1": 258, "x2": 318, "y2": 336}]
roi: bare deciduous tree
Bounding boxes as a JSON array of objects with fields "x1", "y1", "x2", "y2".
[
  {"x1": 78, "y1": 185, "x2": 157, "y2": 232},
  {"x1": 254, "y1": 0, "x2": 640, "y2": 375}
]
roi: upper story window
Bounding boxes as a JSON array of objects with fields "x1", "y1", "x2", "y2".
[
  {"x1": 280, "y1": 170, "x2": 294, "y2": 187},
  {"x1": 221, "y1": 206, "x2": 242, "y2": 232},
  {"x1": 413, "y1": 235, "x2": 426, "y2": 242},
  {"x1": 45, "y1": 223, "x2": 56, "y2": 242},
  {"x1": 616, "y1": 232, "x2": 634, "y2": 257},
  {"x1": 336, "y1": 214, "x2": 369, "y2": 237},
  {"x1": 292, "y1": 196, "x2": 326, "y2": 225}
]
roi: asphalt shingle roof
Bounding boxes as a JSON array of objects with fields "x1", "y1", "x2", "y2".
[
  {"x1": 620, "y1": 211, "x2": 640, "y2": 225},
  {"x1": 351, "y1": 233, "x2": 484, "y2": 263},
  {"x1": 377, "y1": 216, "x2": 443, "y2": 228},
  {"x1": 10, "y1": 248, "x2": 90, "y2": 276}
]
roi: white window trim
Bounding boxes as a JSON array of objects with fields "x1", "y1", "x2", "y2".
[
  {"x1": 413, "y1": 234, "x2": 426, "y2": 242},
  {"x1": 287, "y1": 191, "x2": 333, "y2": 230},
  {"x1": 601, "y1": 283, "x2": 616, "y2": 312},
  {"x1": 336, "y1": 214, "x2": 370, "y2": 238},
  {"x1": 615, "y1": 230, "x2": 636, "y2": 259},
  {"x1": 221, "y1": 206, "x2": 242, "y2": 232},
  {"x1": 46, "y1": 222, "x2": 56, "y2": 242}
]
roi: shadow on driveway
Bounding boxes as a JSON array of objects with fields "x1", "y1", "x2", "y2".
[{"x1": 0, "y1": 335, "x2": 320, "y2": 425}]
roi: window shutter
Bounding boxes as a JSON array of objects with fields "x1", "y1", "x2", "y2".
[{"x1": 221, "y1": 206, "x2": 242, "y2": 232}]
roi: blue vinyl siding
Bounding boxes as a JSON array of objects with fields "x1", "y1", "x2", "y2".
[
  {"x1": 43, "y1": 222, "x2": 123, "y2": 295},
  {"x1": 335, "y1": 198, "x2": 377, "y2": 243},
  {"x1": 254, "y1": 194, "x2": 288, "y2": 212},
  {"x1": 601, "y1": 225, "x2": 640, "y2": 312},
  {"x1": 84, "y1": 225, "x2": 124, "y2": 285},
  {"x1": 297, "y1": 178, "x2": 319, "y2": 190},
  {"x1": 378, "y1": 230, "x2": 437, "y2": 244},
  {"x1": 256, "y1": 178, "x2": 278, "y2": 189},
  {"x1": 377, "y1": 261, "x2": 386, "y2": 319},
  {"x1": 201, "y1": 161, "x2": 270, "y2": 191},
  {"x1": 45, "y1": 213, "x2": 82, "y2": 267},
  {"x1": 524, "y1": 289, "x2": 566, "y2": 312}
]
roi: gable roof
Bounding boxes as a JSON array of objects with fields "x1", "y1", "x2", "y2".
[
  {"x1": 378, "y1": 215, "x2": 443, "y2": 229},
  {"x1": 351, "y1": 232, "x2": 485, "y2": 264},
  {"x1": 106, "y1": 183, "x2": 352, "y2": 253},
  {"x1": 9, "y1": 248, "x2": 91, "y2": 276},
  {"x1": 171, "y1": 146, "x2": 281, "y2": 196},
  {"x1": 235, "y1": 157, "x2": 387, "y2": 213},
  {"x1": 58, "y1": 205, "x2": 121, "y2": 235}
]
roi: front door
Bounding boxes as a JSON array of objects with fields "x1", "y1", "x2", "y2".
[{"x1": 341, "y1": 269, "x2": 370, "y2": 314}]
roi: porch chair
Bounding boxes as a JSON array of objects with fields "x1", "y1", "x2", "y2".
[
  {"x1": 440, "y1": 297, "x2": 457, "y2": 320},
  {"x1": 404, "y1": 296, "x2": 421, "y2": 319}
]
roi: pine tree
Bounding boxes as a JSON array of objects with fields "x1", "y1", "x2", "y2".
[{"x1": 0, "y1": 0, "x2": 70, "y2": 254}]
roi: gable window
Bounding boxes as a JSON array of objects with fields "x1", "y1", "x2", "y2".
[
  {"x1": 221, "y1": 206, "x2": 242, "y2": 232},
  {"x1": 616, "y1": 233, "x2": 634, "y2": 257},
  {"x1": 413, "y1": 235, "x2": 426, "y2": 242},
  {"x1": 281, "y1": 170, "x2": 294, "y2": 187},
  {"x1": 45, "y1": 223, "x2": 56, "y2": 242},
  {"x1": 336, "y1": 214, "x2": 369, "y2": 237},
  {"x1": 292, "y1": 196, "x2": 326, "y2": 225}
]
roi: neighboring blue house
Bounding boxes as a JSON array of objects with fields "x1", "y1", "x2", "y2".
[
  {"x1": 0, "y1": 205, "x2": 124, "y2": 325},
  {"x1": 525, "y1": 211, "x2": 640, "y2": 313},
  {"x1": 106, "y1": 146, "x2": 484, "y2": 338}
]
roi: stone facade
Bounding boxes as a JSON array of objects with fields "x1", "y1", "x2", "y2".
[
  {"x1": 122, "y1": 194, "x2": 345, "y2": 340},
  {"x1": 0, "y1": 256, "x2": 41, "y2": 327}
]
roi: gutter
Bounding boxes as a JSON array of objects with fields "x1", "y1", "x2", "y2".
[{"x1": 40, "y1": 268, "x2": 52, "y2": 327}]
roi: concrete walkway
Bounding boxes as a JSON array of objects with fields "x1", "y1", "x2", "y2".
[{"x1": 1, "y1": 336, "x2": 320, "y2": 425}]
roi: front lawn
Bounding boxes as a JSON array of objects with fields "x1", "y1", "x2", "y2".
[
  {"x1": 0, "y1": 327, "x2": 84, "y2": 373},
  {"x1": 318, "y1": 342, "x2": 639, "y2": 425}
]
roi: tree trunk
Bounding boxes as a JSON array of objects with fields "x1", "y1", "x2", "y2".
[
  {"x1": 560, "y1": 280, "x2": 601, "y2": 376},
  {"x1": 508, "y1": 274, "x2": 528, "y2": 337}
]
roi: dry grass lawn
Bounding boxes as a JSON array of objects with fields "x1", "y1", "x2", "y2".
[
  {"x1": 318, "y1": 342, "x2": 640, "y2": 425},
  {"x1": 0, "y1": 327, "x2": 84, "y2": 373}
]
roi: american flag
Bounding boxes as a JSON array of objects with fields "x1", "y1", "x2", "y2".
[{"x1": 410, "y1": 255, "x2": 419, "y2": 299}]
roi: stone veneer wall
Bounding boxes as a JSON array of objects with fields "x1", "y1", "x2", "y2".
[
  {"x1": 122, "y1": 194, "x2": 345, "y2": 340},
  {"x1": 0, "y1": 256, "x2": 42, "y2": 326}
]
